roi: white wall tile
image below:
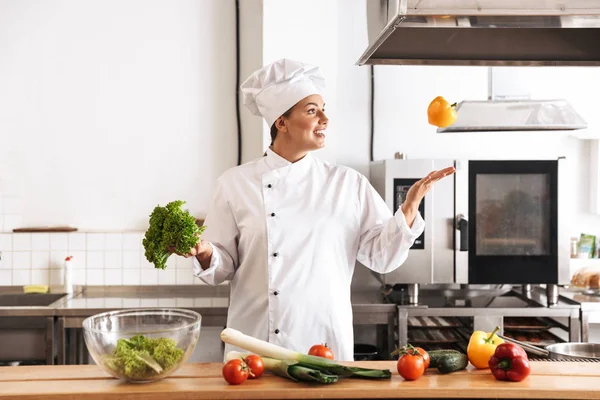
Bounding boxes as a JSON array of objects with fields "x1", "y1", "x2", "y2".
[
  {"x1": 105, "y1": 298, "x2": 123, "y2": 308},
  {"x1": 31, "y1": 234, "x2": 50, "y2": 251},
  {"x1": 176, "y1": 269, "x2": 194, "y2": 285},
  {"x1": 73, "y1": 269, "x2": 86, "y2": 285},
  {"x1": 140, "y1": 270, "x2": 158, "y2": 285},
  {"x1": 12, "y1": 270, "x2": 31, "y2": 285},
  {"x1": 158, "y1": 269, "x2": 176, "y2": 285},
  {"x1": 140, "y1": 254, "x2": 154, "y2": 269},
  {"x1": 69, "y1": 251, "x2": 86, "y2": 269},
  {"x1": 123, "y1": 250, "x2": 140, "y2": 268},
  {"x1": 175, "y1": 298, "x2": 194, "y2": 307},
  {"x1": 123, "y1": 269, "x2": 140, "y2": 285},
  {"x1": 104, "y1": 251, "x2": 122, "y2": 269},
  {"x1": 123, "y1": 298, "x2": 140, "y2": 308},
  {"x1": 104, "y1": 270, "x2": 123, "y2": 285},
  {"x1": 0, "y1": 216, "x2": 3, "y2": 231},
  {"x1": 158, "y1": 298, "x2": 176, "y2": 307},
  {"x1": 0, "y1": 234, "x2": 12, "y2": 251},
  {"x1": 87, "y1": 251, "x2": 104, "y2": 269},
  {"x1": 50, "y1": 233, "x2": 69, "y2": 250},
  {"x1": 0, "y1": 270, "x2": 12, "y2": 285},
  {"x1": 166, "y1": 256, "x2": 176, "y2": 270},
  {"x1": 86, "y1": 233, "x2": 105, "y2": 251},
  {"x1": 31, "y1": 269, "x2": 50, "y2": 285},
  {"x1": 50, "y1": 269, "x2": 63, "y2": 285},
  {"x1": 68, "y1": 233, "x2": 86, "y2": 251},
  {"x1": 0, "y1": 252, "x2": 11, "y2": 269},
  {"x1": 87, "y1": 269, "x2": 104, "y2": 285},
  {"x1": 176, "y1": 256, "x2": 194, "y2": 270},
  {"x1": 194, "y1": 298, "x2": 211, "y2": 307},
  {"x1": 140, "y1": 298, "x2": 158, "y2": 307},
  {"x1": 31, "y1": 251, "x2": 50, "y2": 269},
  {"x1": 49, "y1": 251, "x2": 68, "y2": 268},
  {"x1": 3, "y1": 215, "x2": 22, "y2": 231},
  {"x1": 105, "y1": 233, "x2": 122, "y2": 251},
  {"x1": 12, "y1": 234, "x2": 31, "y2": 251},
  {"x1": 12, "y1": 252, "x2": 31, "y2": 269},
  {"x1": 123, "y1": 233, "x2": 143, "y2": 250}
]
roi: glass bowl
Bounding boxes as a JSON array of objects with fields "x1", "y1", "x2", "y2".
[{"x1": 82, "y1": 308, "x2": 201, "y2": 383}]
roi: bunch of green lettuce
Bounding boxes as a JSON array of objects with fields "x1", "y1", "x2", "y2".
[
  {"x1": 142, "y1": 200, "x2": 206, "y2": 270},
  {"x1": 104, "y1": 335, "x2": 184, "y2": 380}
]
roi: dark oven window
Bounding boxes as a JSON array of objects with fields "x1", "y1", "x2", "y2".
[
  {"x1": 475, "y1": 173, "x2": 551, "y2": 256},
  {"x1": 468, "y1": 161, "x2": 558, "y2": 284}
]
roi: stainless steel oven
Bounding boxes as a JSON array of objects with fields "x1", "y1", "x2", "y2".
[{"x1": 369, "y1": 158, "x2": 569, "y2": 287}]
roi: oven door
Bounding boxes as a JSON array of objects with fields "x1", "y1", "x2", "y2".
[{"x1": 466, "y1": 159, "x2": 567, "y2": 284}]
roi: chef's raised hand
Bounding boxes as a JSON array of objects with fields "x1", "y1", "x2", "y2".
[
  {"x1": 167, "y1": 234, "x2": 212, "y2": 258},
  {"x1": 401, "y1": 166, "x2": 456, "y2": 227}
]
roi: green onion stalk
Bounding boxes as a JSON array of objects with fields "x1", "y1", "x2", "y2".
[{"x1": 220, "y1": 328, "x2": 391, "y2": 380}]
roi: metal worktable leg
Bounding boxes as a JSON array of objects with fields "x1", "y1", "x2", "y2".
[
  {"x1": 397, "y1": 307, "x2": 408, "y2": 348},
  {"x1": 68, "y1": 329, "x2": 77, "y2": 365},
  {"x1": 57, "y1": 317, "x2": 65, "y2": 365},
  {"x1": 45, "y1": 317, "x2": 54, "y2": 365},
  {"x1": 581, "y1": 310, "x2": 590, "y2": 342}
]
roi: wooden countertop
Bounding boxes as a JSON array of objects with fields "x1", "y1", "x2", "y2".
[{"x1": 1, "y1": 361, "x2": 600, "y2": 399}]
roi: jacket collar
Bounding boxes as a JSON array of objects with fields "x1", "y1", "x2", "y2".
[{"x1": 264, "y1": 147, "x2": 313, "y2": 175}]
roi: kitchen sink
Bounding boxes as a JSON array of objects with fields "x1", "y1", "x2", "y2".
[{"x1": 0, "y1": 293, "x2": 66, "y2": 307}]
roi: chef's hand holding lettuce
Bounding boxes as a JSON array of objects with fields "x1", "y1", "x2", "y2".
[{"x1": 142, "y1": 200, "x2": 206, "y2": 270}]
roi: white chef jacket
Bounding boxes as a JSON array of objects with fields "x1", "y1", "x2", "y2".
[{"x1": 193, "y1": 148, "x2": 424, "y2": 361}]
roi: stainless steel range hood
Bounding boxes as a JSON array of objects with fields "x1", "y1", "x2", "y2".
[
  {"x1": 360, "y1": 0, "x2": 600, "y2": 67},
  {"x1": 436, "y1": 99, "x2": 588, "y2": 132}
]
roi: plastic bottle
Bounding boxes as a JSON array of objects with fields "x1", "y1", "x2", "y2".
[{"x1": 64, "y1": 255, "x2": 74, "y2": 294}]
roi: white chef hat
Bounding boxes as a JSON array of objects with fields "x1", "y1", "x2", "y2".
[{"x1": 240, "y1": 58, "x2": 326, "y2": 128}]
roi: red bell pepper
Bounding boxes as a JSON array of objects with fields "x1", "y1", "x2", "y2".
[{"x1": 488, "y1": 342, "x2": 531, "y2": 382}]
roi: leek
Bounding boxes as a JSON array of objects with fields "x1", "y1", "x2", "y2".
[
  {"x1": 226, "y1": 351, "x2": 338, "y2": 384},
  {"x1": 220, "y1": 328, "x2": 391, "y2": 379}
]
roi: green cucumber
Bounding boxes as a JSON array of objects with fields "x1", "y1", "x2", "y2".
[
  {"x1": 434, "y1": 351, "x2": 468, "y2": 374},
  {"x1": 428, "y1": 349, "x2": 463, "y2": 369}
]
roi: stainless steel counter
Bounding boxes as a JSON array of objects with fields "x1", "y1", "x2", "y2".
[
  {"x1": 45, "y1": 285, "x2": 396, "y2": 365},
  {"x1": 560, "y1": 287, "x2": 600, "y2": 312},
  {"x1": 1, "y1": 284, "x2": 597, "y2": 366}
]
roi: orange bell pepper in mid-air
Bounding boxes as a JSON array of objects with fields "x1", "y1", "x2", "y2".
[
  {"x1": 467, "y1": 326, "x2": 505, "y2": 369},
  {"x1": 427, "y1": 96, "x2": 457, "y2": 128}
]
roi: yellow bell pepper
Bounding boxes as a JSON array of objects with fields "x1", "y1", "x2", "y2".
[
  {"x1": 427, "y1": 96, "x2": 457, "y2": 128},
  {"x1": 467, "y1": 326, "x2": 504, "y2": 369}
]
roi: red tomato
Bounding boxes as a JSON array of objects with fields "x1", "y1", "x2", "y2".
[
  {"x1": 244, "y1": 355, "x2": 265, "y2": 379},
  {"x1": 414, "y1": 347, "x2": 430, "y2": 369},
  {"x1": 222, "y1": 359, "x2": 249, "y2": 385},
  {"x1": 308, "y1": 344, "x2": 334, "y2": 360},
  {"x1": 397, "y1": 353, "x2": 425, "y2": 381}
]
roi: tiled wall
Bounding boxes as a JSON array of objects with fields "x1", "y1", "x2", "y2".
[{"x1": 0, "y1": 232, "x2": 200, "y2": 286}]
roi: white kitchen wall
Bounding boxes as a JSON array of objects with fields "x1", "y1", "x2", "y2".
[
  {"x1": 0, "y1": 0, "x2": 237, "y2": 231},
  {"x1": 262, "y1": 0, "x2": 339, "y2": 164}
]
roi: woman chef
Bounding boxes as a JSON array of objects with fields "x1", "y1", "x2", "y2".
[{"x1": 183, "y1": 59, "x2": 454, "y2": 361}]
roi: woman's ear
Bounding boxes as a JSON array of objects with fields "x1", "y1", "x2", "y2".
[{"x1": 276, "y1": 117, "x2": 287, "y2": 132}]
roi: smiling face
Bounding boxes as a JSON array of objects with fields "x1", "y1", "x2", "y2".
[{"x1": 274, "y1": 94, "x2": 328, "y2": 153}]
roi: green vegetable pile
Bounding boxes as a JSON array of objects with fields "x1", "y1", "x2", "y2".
[
  {"x1": 104, "y1": 335, "x2": 184, "y2": 380},
  {"x1": 142, "y1": 200, "x2": 206, "y2": 270}
]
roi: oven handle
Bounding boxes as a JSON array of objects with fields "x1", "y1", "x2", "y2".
[{"x1": 456, "y1": 214, "x2": 469, "y2": 252}]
